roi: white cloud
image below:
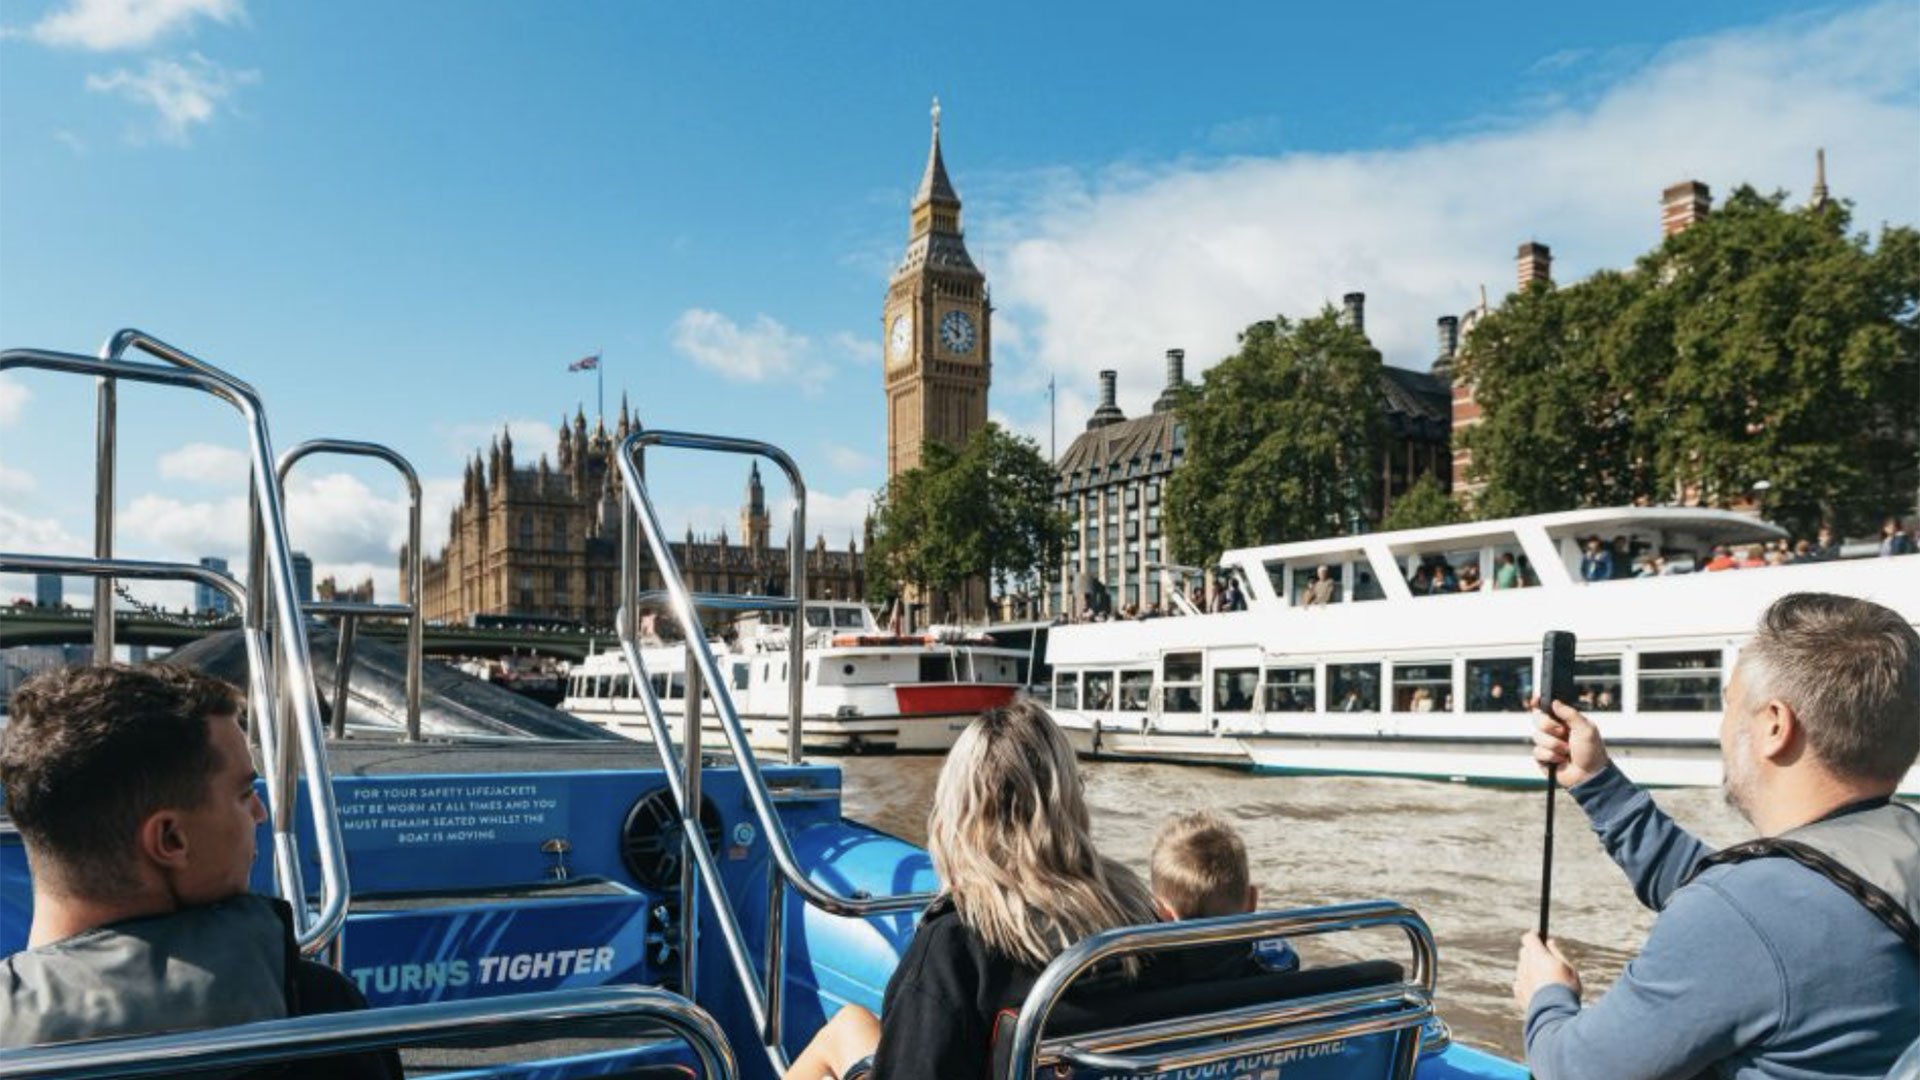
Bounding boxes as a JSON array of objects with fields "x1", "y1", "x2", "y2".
[
  {"x1": 671, "y1": 309, "x2": 826, "y2": 389},
  {"x1": 824, "y1": 443, "x2": 875, "y2": 474},
  {"x1": 979, "y1": 2, "x2": 1920, "y2": 424},
  {"x1": 438, "y1": 418, "x2": 560, "y2": 466},
  {"x1": 775, "y1": 488, "x2": 874, "y2": 550},
  {"x1": 830, "y1": 330, "x2": 877, "y2": 367},
  {"x1": 0, "y1": 376, "x2": 28, "y2": 427},
  {"x1": 30, "y1": 0, "x2": 242, "y2": 51},
  {"x1": 0, "y1": 462, "x2": 36, "y2": 495},
  {"x1": 158, "y1": 441, "x2": 248, "y2": 485},
  {"x1": 54, "y1": 130, "x2": 88, "y2": 155},
  {"x1": 86, "y1": 53, "x2": 258, "y2": 144}
]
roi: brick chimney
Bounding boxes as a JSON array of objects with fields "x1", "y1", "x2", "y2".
[
  {"x1": 1433, "y1": 315, "x2": 1460, "y2": 378},
  {"x1": 1342, "y1": 292, "x2": 1365, "y2": 336},
  {"x1": 1662, "y1": 180, "x2": 1711, "y2": 237},
  {"x1": 1152, "y1": 348, "x2": 1186, "y2": 413},
  {"x1": 1517, "y1": 242, "x2": 1552, "y2": 289},
  {"x1": 1087, "y1": 369, "x2": 1126, "y2": 430}
]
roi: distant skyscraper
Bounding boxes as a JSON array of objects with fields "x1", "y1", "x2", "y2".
[
  {"x1": 291, "y1": 552, "x2": 315, "y2": 606},
  {"x1": 34, "y1": 573, "x2": 61, "y2": 608},
  {"x1": 195, "y1": 557, "x2": 232, "y2": 616}
]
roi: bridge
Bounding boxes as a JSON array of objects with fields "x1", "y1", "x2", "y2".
[{"x1": 0, "y1": 608, "x2": 605, "y2": 662}]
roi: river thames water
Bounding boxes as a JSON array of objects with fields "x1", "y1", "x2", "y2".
[{"x1": 836, "y1": 755, "x2": 1753, "y2": 1061}]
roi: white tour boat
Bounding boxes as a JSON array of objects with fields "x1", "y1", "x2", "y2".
[
  {"x1": 1045, "y1": 508, "x2": 1920, "y2": 794},
  {"x1": 562, "y1": 600, "x2": 1029, "y2": 753}
]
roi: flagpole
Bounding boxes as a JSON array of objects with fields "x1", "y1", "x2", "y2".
[{"x1": 597, "y1": 352, "x2": 604, "y2": 425}]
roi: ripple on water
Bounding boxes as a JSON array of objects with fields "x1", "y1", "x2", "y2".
[{"x1": 835, "y1": 756, "x2": 1752, "y2": 1062}]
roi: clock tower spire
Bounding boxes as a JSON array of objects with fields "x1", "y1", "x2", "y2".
[{"x1": 884, "y1": 97, "x2": 991, "y2": 479}]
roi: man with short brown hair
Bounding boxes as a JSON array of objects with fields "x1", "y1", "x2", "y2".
[
  {"x1": 1516, "y1": 592, "x2": 1919, "y2": 1079},
  {"x1": 0, "y1": 664, "x2": 398, "y2": 1077}
]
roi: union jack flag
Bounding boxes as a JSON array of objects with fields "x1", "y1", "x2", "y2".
[{"x1": 568, "y1": 353, "x2": 600, "y2": 372}]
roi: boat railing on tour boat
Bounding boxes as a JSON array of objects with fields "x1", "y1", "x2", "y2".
[
  {"x1": 273, "y1": 438, "x2": 426, "y2": 741},
  {"x1": 0, "y1": 337, "x2": 350, "y2": 956},
  {"x1": 0, "y1": 986, "x2": 739, "y2": 1080},
  {"x1": 614, "y1": 428, "x2": 937, "y2": 1073},
  {"x1": 1001, "y1": 900, "x2": 1441, "y2": 1080}
]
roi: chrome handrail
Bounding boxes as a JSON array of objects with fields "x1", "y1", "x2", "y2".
[
  {"x1": 0, "y1": 986, "x2": 737, "y2": 1079},
  {"x1": 0, "y1": 344, "x2": 349, "y2": 957},
  {"x1": 611, "y1": 429, "x2": 937, "y2": 1072},
  {"x1": 273, "y1": 439, "x2": 424, "y2": 741},
  {"x1": 1001, "y1": 900, "x2": 1438, "y2": 1080}
]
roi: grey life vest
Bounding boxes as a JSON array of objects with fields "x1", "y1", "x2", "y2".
[
  {"x1": 0, "y1": 893, "x2": 293, "y2": 1049},
  {"x1": 1685, "y1": 800, "x2": 1920, "y2": 956}
]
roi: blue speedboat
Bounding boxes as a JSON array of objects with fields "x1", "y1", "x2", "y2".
[{"x1": 0, "y1": 332, "x2": 1526, "y2": 1080}]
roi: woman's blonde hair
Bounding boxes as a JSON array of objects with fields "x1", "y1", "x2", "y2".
[{"x1": 926, "y1": 700, "x2": 1156, "y2": 969}]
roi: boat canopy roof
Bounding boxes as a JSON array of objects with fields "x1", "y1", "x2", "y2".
[{"x1": 1224, "y1": 507, "x2": 1784, "y2": 567}]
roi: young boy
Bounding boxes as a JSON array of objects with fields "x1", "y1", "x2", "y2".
[{"x1": 1150, "y1": 810, "x2": 1297, "y2": 971}]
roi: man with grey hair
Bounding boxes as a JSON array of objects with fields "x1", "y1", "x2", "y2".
[{"x1": 1514, "y1": 592, "x2": 1919, "y2": 1079}]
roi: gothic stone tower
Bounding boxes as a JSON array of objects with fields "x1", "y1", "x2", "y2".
[{"x1": 884, "y1": 98, "x2": 991, "y2": 479}]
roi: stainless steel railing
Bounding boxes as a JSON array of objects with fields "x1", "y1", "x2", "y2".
[
  {"x1": 272, "y1": 439, "x2": 424, "y2": 741},
  {"x1": 0, "y1": 986, "x2": 737, "y2": 1079},
  {"x1": 610, "y1": 430, "x2": 937, "y2": 1072},
  {"x1": 1, "y1": 338, "x2": 349, "y2": 957},
  {"x1": 1002, "y1": 900, "x2": 1439, "y2": 1080}
]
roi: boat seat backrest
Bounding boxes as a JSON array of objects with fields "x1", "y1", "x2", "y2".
[{"x1": 991, "y1": 958, "x2": 1420, "y2": 1080}]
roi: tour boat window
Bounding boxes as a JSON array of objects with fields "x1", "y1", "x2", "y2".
[
  {"x1": 1574, "y1": 658, "x2": 1622, "y2": 712},
  {"x1": 1054, "y1": 672, "x2": 1080, "y2": 710},
  {"x1": 1488, "y1": 546, "x2": 1538, "y2": 590},
  {"x1": 614, "y1": 674, "x2": 631, "y2": 698},
  {"x1": 650, "y1": 673, "x2": 668, "y2": 697},
  {"x1": 668, "y1": 673, "x2": 686, "y2": 700},
  {"x1": 1214, "y1": 668, "x2": 1259, "y2": 713},
  {"x1": 920, "y1": 654, "x2": 955, "y2": 683},
  {"x1": 1118, "y1": 670, "x2": 1153, "y2": 711},
  {"x1": 1162, "y1": 652, "x2": 1203, "y2": 713},
  {"x1": 1329, "y1": 664, "x2": 1379, "y2": 712},
  {"x1": 1393, "y1": 663, "x2": 1453, "y2": 712},
  {"x1": 806, "y1": 609, "x2": 833, "y2": 628},
  {"x1": 835, "y1": 608, "x2": 865, "y2": 628},
  {"x1": 1350, "y1": 565, "x2": 1386, "y2": 601},
  {"x1": 733, "y1": 663, "x2": 750, "y2": 691},
  {"x1": 1639, "y1": 651, "x2": 1722, "y2": 712},
  {"x1": 1465, "y1": 658, "x2": 1531, "y2": 712},
  {"x1": 1263, "y1": 667, "x2": 1314, "y2": 712},
  {"x1": 1084, "y1": 671, "x2": 1114, "y2": 710},
  {"x1": 805, "y1": 661, "x2": 813, "y2": 681}
]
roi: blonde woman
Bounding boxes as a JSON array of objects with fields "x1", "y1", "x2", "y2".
[{"x1": 785, "y1": 700, "x2": 1156, "y2": 1080}]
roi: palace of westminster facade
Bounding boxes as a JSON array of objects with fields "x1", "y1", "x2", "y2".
[{"x1": 410, "y1": 102, "x2": 1563, "y2": 627}]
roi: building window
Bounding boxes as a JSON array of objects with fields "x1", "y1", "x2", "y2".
[
  {"x1": 552, "y1": 515, "x2": 567, "y2": 550},
  {"x1": 552, "y1": 569, "x2": 567, "y2": 597},
  {"x1": 517, "y1": 571, "x2": 534, "y2": 608},
  {"x1": 519, "y1": 516, "x2": 535, "y2": 547}
]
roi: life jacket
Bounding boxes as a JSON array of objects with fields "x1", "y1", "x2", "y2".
[{"x1": 1684, "y1": 799, "x2": 1920, "y2": 956}]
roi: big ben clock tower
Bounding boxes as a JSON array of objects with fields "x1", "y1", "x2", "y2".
[{"x1": 885, "y1": 98, "x2": 991, "y2": 479}]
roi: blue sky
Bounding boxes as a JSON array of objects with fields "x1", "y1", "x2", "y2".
[{"x1": 3, "y1": 0, "x2": 1917, "y2": 607}]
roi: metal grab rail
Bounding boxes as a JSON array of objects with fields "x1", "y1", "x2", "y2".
[
  {"x1": 0, "y1": 986, "x2": 738, "y2": 1080},
  {"x1": 610, "y1": 430, "x2": 937, "y2": 1072},
  {"x1": 0, "y1": 343, "x2": 349, "y2": 957},
  {"x1": 1001, "y1": 900, "x2": 1439, "y2": 1080},
  {"x1": 272, "y1": 439, "x2": 424, "y2": 741}
]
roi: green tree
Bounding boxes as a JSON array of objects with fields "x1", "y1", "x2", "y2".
[
  {"x1": 864, "y1": 425, "x2": 1066, "y2": 619},
  {"x1": 1381, "y1": 474, "x2": 1466, "y2": 531},
  {"x1": 1166, "y1": 308, "x2": 1386, "y2": 565},
  {"x1": 1459, "y1": 187, "x2": 1918, "y2": 536}
]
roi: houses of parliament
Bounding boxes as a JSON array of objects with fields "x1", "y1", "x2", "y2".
[{"x1": 409, "y1": 101, "x2": 986, "y2": 629}]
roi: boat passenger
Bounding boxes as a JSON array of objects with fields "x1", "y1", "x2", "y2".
[
  {"x1": 0, "y1": 665, "x2": 400, "y2": 1079},
  {"x1": 1149, "y1": 810, "x2": 1297, "y2": 973},
  {"x1": 1578, "y1": 538, "x2": 1612, "y2": 582},
  {"x1": 1493, "y1": 551, "x2": 1521, "y2": 590},
  {"x1": 783, "y1": 701, "x2": 1157, "y2": 1080},
  {"x1": 1303, "y1": 564, "x2": 1337, "y2": 606},
  {"x1": 1458, "y1": 564, "x2": 1483, "y2": 592},
  {"x1": 1516, "y1": 592, "x2": 1920, "y2": 1079}
]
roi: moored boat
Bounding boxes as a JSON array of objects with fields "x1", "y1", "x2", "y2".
[
  {"x1": 561, "y1": 602, "x2": 1028, "y2": 753},
  {"x1": 1047, "y1": 507, "x2": 1920, "y2": 795}
]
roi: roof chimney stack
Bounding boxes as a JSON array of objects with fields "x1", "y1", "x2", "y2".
[
  {"x1": 1153, "y1": 349, "x2": 1186, "y2": 413},
  {"x1": 1342, "y1": 292, "x2": 1366, "y2": 336},
  {"x1": 1662, "y1": 180, "x2": 1711, "y2": 237},
  {"x1": 1517, "y1": 242, "x2": 1552, "y2": 289},
  {"x1": 1437, "y1": 316, "x2": 1459, "y2": 360},
  {"x1": 1087, "y1": 369, "x2": 1126, "y2": 430}
]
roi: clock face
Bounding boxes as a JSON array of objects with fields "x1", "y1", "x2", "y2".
[
  {"x1": 939, "y1": 310, "x2": 976, "y2": 355},
  {"x1": 889, "y1": 314, "x2": 913, "y2": 363}
]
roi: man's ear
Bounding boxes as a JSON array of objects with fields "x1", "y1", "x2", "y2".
[
  {"x1": 1759, "y1": 698, "x2": 1800, "y2": 762},
  {"x1": 1246, "y1": 885, "x2": 1259, "y2": 912},
  {"x1": 1151, "y1": 896, "x2": 1179, "y2": 922},
  {"x1": 138, "y1": 809, "x2": 191, "y2": 871}
]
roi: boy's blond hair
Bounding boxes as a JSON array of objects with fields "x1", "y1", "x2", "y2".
[{"x1": 1149, "y1": 810, "x2": 1251, "y2": 919}]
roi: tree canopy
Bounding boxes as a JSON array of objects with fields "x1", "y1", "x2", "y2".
[
  {"x1": 1165, "y1": 308, "x2": 1387, "y2": 565},
  {"x1": 1460, "y1": 188, "x2": 1919, "y2": 536},
  {"x1": 865, "y1": 423, "x2": 1066, "y2": 619},
  {"x1": 1380, "y1": 474, "x2": 1466, "y2": 532}
]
